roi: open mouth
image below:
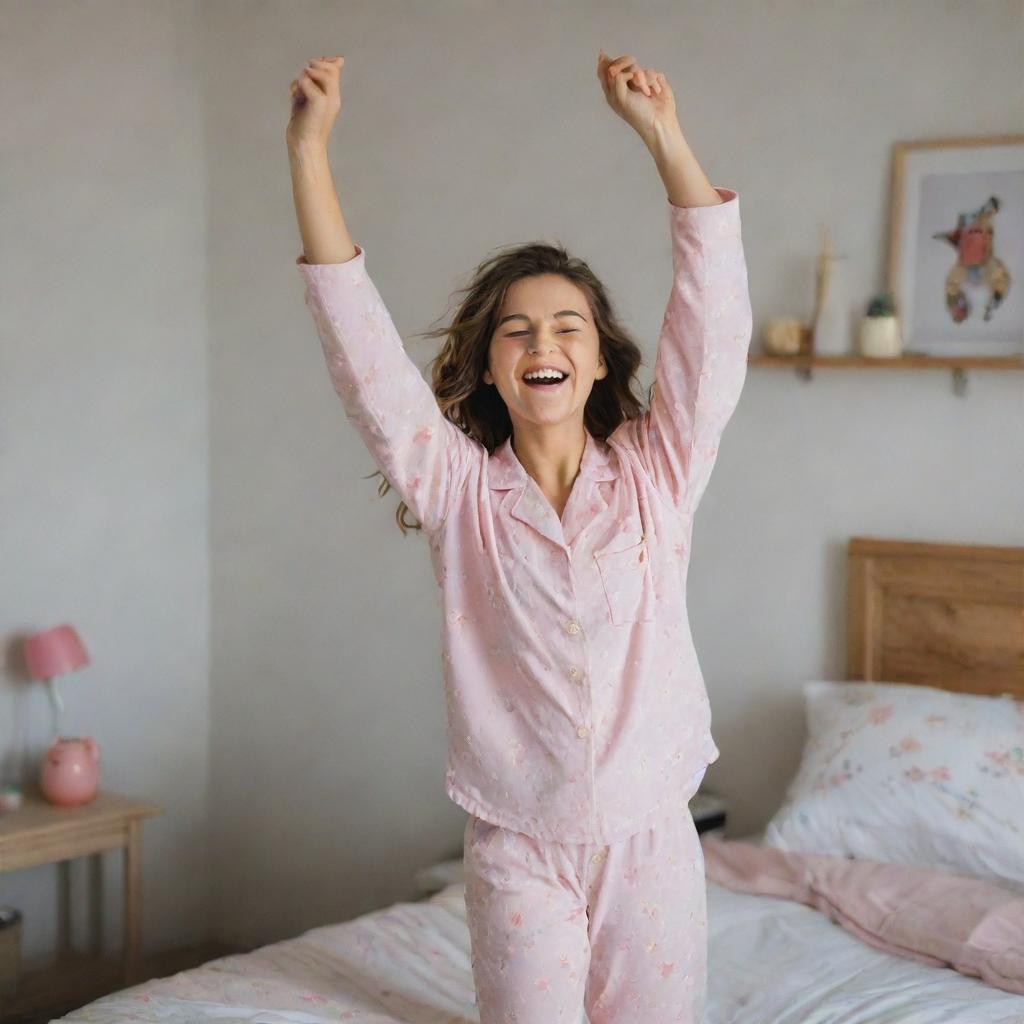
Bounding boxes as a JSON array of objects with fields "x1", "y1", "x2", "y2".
[{"x1": 522, "y1": 371, "x2": 569, "y2": 391}]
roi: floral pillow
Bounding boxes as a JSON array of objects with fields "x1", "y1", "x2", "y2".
[{"x1": 762, "y1": 680, "x2": 1024, "y2": 893}]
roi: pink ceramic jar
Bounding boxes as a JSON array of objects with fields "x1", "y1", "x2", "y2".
[{"x1": 40, "y1": 736, "x2": 100, "y2": 807}]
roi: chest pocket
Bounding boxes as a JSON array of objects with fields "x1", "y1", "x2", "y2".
[{"x1": 594, "y1": 534, "x2": 655, "y2": 626}]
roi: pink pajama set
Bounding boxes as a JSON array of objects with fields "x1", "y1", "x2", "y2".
[{"x1": 297, "y1": 185, "x2": 753, "y2": 1022}]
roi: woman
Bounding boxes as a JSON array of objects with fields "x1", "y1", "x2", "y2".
[{"x1": 287, "y1": 48, "x2": 752, "y2": 1023}]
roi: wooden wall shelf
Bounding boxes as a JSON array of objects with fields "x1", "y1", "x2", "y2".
[
  {"x1": 749, "y1": 354, "x2": 1024, "y2": 369},
  {"x1": 747, "y1": 352, "x2": 1024, "y2": 395}
]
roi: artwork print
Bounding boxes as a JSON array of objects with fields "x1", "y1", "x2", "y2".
[{"x1": 892, "y1": 139, "x2": 1024, "y2": 357}]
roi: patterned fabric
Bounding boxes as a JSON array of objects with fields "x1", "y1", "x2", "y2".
[
  {"x1": 296, "y1": 186, "x2": 752, "y2": 843},
  {"x1": 703, "y1": 834, "x2": 1024, "y2": 995},
  {"x1": 56, "y1": 863, "x2": 1024, "y2": 1023},
  {"x1": 763, "y1": 680, "x2": 1024, "y2": 892},
  {"x1": 464, "y1": 769, "x2": 709, "y2": 1024}
]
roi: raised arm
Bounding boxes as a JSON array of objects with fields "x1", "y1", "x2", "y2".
[
  {"x1": 637, "y1": 182, "x2": 751, "y2": 519},
  {"x1": 597, "y1": 51, "x2": 753, "y2": 519},
  {"x1": 287, "y1": 56, "x2": 477, "y2": 534}
]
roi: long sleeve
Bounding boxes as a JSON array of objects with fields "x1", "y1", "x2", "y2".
[
  {"x1": 614, "y1": 186, "x2": 753, "y2": 520},
  {"x1": 297, "y1": 244, "x2": 479, "y2": 534}
]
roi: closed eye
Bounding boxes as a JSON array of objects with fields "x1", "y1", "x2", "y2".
[{"x1": 506, "y1": 329, "x2": 579, "y2": 337}]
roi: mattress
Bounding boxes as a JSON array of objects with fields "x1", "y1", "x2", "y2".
[{"x1": 56, "y1": 835, "x2": 1024, "y2": 1024}]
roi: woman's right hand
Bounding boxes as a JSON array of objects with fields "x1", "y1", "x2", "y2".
[{"x1": 286, "y1": 56, "x2": 344, "y2": 150}]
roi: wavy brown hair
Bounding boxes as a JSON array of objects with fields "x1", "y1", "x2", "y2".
[{"x1": 368, "y1": 238, "x2": 652, "y2": 534}]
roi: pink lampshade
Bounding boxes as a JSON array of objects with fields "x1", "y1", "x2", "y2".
[{"x1": 23, "y1": 624, "x2": 90, "y2": 681}]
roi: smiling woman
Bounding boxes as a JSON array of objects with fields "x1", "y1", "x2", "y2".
[
  {"x1": 288, "y1": 46, "x2": 753, "y2": 1024},
  {"x1": 394, "y1": 238, "x2": 651, "y2": 519},
  {"x1": 485, "y1": 274, "x2": 605, "y2": 430}
]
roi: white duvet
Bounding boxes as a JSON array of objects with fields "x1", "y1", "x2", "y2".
[{"x1": 56, "y1": 858, "x2": 1024, "y2": 1024}]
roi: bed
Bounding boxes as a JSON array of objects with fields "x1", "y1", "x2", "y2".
[{"x1": 55, "y1": 536, "x2": 1024, "y2": 1024}]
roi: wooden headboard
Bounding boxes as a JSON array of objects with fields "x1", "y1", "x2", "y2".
[{"x1": 847, "y1": 537, "x2": 1024, "y2": 699}]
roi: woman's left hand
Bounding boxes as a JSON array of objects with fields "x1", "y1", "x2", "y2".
[{"x1": 596, "y1": 49, "x2": 678, "y2": 143}]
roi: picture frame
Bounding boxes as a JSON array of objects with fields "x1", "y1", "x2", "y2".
[{"x1": 888, "y1": 134, "x2": 1024, "y2": 357}]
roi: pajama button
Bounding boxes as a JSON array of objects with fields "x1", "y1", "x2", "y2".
[
  {"x1": 591, "y1": 851, "x2": 605, "y2": 864},
  {"x1": 576, "y1": 725, "x2": 589, "y2": 738},
  {"x1": 569, "y1": 665, "x2": 582, "y2": 682},
  {"x1": 565, "y1": 620, "x2": 581, "y2": 635}
]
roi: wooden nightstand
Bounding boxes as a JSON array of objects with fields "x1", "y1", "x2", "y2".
[
  {"x1": 689, "y1": 787, "x2": 727, "y2": 836},
  {"x1": 0, "y1": 786, "x2": 162, "y2": 1023}
]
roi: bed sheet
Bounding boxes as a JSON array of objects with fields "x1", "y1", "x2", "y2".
[{"x1": 56, "y1": 837, "x2": 1024, "y2": 1024}]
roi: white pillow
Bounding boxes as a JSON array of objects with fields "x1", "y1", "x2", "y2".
[{"x1": 762, "y1": 679, "x2": 1024, "y2": 893}]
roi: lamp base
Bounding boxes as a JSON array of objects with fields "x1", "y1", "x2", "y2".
[{"x1": 39, "y1": 735, "x2": 101, "y2": 807}]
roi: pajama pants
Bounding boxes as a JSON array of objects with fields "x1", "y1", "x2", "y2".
[{"x1": 463, "y1": 768, "x2": 709, "y2": 1024}]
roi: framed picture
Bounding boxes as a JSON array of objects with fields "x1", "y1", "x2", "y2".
[{"x1": 888, "y1": 134, "x2": 1024, "y2": 357}]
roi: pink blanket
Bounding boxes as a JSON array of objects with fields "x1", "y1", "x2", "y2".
[{"x1": 701, "y1": 836, "x2": 1024, "y2": 995}]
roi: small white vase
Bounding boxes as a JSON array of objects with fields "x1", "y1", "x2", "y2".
[{"x1": 859, "y1": 316, "x2": 902, "y2": 357}]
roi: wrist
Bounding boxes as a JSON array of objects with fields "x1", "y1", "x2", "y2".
[
  {"x1": 642, "y1": 120, "x2": 687, "y2": 161},
  {"x1": 287, "y1": 136, "x2": 329, "y2": 165}
]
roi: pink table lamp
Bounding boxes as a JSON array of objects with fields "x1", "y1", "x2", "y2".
[
  {"x1": 23, "y1": 624, "x2": 90, "y2": 736},
  {"x1": 23, "y1": 624, "x2": 100, "y2": 807}
]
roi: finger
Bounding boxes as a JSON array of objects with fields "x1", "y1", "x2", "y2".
[
  {"x1": 636, "y1": 68, "x2": 651, "y2": 96},
  {"x1": 618, "y1": 69, "x2": 642, "y2": 93},
  {"x1": 608, "y1": 59, "x2": 635, "y2": 83},
  {"x1": 608, "y1": 53, "x2": 637, "y2": 71},
  {"x1": 613, "y1": 67, "x2": 633, "y2": 102},
  {"x1": 300, "y1": 67, "x2": 327, "y2": 94},
  {"x1": 303, "y1": 67, "x2": 329, "y2": 89},
  {"x1": 609, "y1": 65, "x2": 630, "y2": 84},
  {"x1": 653, "y1": 71, "x2": 664, "y2": 94}
]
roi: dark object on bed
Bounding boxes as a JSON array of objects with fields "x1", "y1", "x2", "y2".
[{"x1": 690, "y1": 788, "x2": 727, "y2": 835}]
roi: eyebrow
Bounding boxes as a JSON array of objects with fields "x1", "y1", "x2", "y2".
[{"x1": 497, "y1": 310, "x2": 588, "y2": 327}]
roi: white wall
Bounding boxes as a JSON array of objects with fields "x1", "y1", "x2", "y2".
[
  {"x1": 2, "y1": 0, "x2": 1022, "y2": 961},
  {"x1": 1, "y1": 1, "x2": 210, "y2": 961}
]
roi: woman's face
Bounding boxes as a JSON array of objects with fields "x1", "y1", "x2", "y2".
[{"x1": 483, "y1": 274, "x2": 607, "y2": 431}]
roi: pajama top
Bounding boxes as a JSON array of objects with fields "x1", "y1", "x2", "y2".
[{"x1": 296, "y1": 185, "x2": 752, "y2": 844}]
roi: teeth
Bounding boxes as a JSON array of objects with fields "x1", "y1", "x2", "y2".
[{"x1": 524, "y1": 369, "x2": 567, "y2": 381}]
